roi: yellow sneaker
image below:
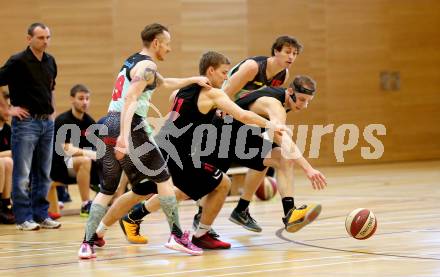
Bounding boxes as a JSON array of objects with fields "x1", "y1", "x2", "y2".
[
  {"x1": 283, "y1": 204, "x2": 322, "y2": 233},
  {"x1": 119, "y1": 217, "x2": 148, "y2": 244}
]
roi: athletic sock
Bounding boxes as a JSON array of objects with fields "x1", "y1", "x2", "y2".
[
  {"x1": 235, "y1": 198, "x2": 250, "y2": 213},
  {"x1": 158, "y1": 195, "x2": 181, "y2": 231},
  {"x1": 85, "y1": 203, "x2": 107, "y2": 241},
  {"x1": 195, "y1": 223, "x2": 211, "y2": 238},
  {"x1": 171, "y1": 223, "x2": 183, "y2": 237},
  {"x1": 282, "y1": 197, "x2": 295, "y2": 216},
  {"x1": 96, "y1": 221, "x2": 109, "y2": 237},
  {"x1": 126, "y1": 202, "x2": 150, "y2": 222}
]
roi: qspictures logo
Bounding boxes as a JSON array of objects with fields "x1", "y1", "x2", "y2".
[{"x1": 54, "y1": 103, "x2": 386, "y2": 176}]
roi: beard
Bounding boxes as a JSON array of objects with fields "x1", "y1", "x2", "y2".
[{"x1": 73, "y1": 106, "x2": 86, "y2": 114}]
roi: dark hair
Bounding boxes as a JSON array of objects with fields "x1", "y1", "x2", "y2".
[
  {"x1": 70, "y1": 84, "x2": 90, "y2": 97},
  {"x1": 289, "y1": 75, "x2": 316, "y2": 95},
  {"x1": 141, "y1": 23, "x2": 169, "y2": 47},
  {"x1": 27, "y1": 22, "x2": 48, "y2": 36},
  {"x1": 271, "y1": 35, "x2": 303, "y2": 56},
  {"x1": 199, "y1": 51, "x2": 231, "y2": 75}
]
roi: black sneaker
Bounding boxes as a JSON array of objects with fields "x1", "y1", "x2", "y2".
[
  {"x1": 192, "y1": 212, "x2": 220, "y2": 238},
  {"x1": 80, "y1": 201, "x2": 92, "y2": 217},
  {"x1": 0, "y1": 207, "x2": 15, "y2": 224},
  {"x1": 229, "y1": 208, "x2": 262, "y2": 232}
]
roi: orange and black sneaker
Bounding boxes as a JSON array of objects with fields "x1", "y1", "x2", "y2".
[
  {"x1": 282, "y1": 204, "x2": 322, "y2": 233},
  {"x1": 119, "y1": 216, "x2": 148, "y2": 244},
  {"x1": 191, "y1": 232, "x2": 231, "y2": 249}
]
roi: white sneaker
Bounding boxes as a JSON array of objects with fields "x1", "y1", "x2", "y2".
[
  {"x1": 38, "y1": 218, "x2": 61, "y2": 229},
  {"x1": 16, "y1": 221, "x2": 40, "y2": 231}
]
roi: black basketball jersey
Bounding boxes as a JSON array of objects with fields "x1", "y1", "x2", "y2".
[
  {"x1": 167, "y1": 84, "x2": 217, "y2": 156},
  {"x1": 227, "y1": 56, "x2": 287, "y2": 99}
]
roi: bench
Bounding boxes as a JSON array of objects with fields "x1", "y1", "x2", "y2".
[
  {"x1": 47, "y1": 181, "x2": 64, "y2": 216},
  {"x1": 226, "y1": 166, "x2": 248, "y2": 196}
]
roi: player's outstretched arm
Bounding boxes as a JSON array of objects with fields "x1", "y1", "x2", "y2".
[
  {"x1": 207, "y1": 88, "x2": 285, "y2": 133},
  {"x1": 157, "y1": 73, "x2": 211, "y2": 91}
]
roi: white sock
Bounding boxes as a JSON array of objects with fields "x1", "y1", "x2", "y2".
[
  {"x1": 96, "y1": 221, "x2": 109, "y2": 237},
  {"x1": 195, "y1": 223, "x2": 211, "y2": 238}
]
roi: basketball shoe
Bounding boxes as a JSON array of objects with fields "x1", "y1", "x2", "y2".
[
  {"x1": 119, "y1": 216, "x2": 148, "y2": 244},
  {"x1": 80, "y1": 200, "x2": 92, "y2": 217},
  {"x1": 164, "y1": 230, "x2": 203, "y2": 255},
  {"x1": 78, "y1": 242, "x2": 96, "y2": 259},
  {"x1": 192, "y1": 232, "x2": 231, "y2": 249},
  {"x1": 229, "y1": 208, "x2": 262, "y2": 232},
  {"x1": 282, "y1": 204, "x2": 322, "y2": 233}
]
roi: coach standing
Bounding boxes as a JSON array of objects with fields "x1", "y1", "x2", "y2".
[{"x1": 0, "y1": 22, "x2": 61, "y2": 230}]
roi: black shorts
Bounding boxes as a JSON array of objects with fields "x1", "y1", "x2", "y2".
[
  {"x1": 161, "y1": 150, "x2": 223, "y2": 201},
  {"x1": 131, "y1": 179, "x2": 158, "y2": 196},
  {"x1": 51, "y1": 158, "x2": 101, "y2": 186},
  {"x1": 99, "y1": 112, "x2": 170, "y2": 195},
  {"x1": 203, "y1": 118, "x2": 276, "y2": 172}
]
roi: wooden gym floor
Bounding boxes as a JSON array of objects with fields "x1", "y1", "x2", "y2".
[{"x1": 0, "y1": 160, "x2": 439, "y2": 276}]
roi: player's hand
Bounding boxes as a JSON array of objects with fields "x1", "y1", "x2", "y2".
[
  {"x1": 267, "y1": 122, "x2": 290, "y2": 136},
  {"x1": 114, "y1": 135, "x2": 128, "y2": 160},
  {"x1": 215, "y1": 109, "x2": 230, "y2": 118},
  {"x1": 305, "y1": 168, "x2": 327, "y2": 190},
  {"x1": 83, "y1": 149, "x2": 97, "y2": 160},
  {"x1": 192, "y1": 76, "x2": 212, "y2": 89}
]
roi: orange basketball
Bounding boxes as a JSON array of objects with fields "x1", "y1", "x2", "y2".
[
  {"x1": 345, "y1": 208, "x2": 378, "y2": 240},
  {"x1": 255, "y1": 177, "x2": 277, "y2": 201}
]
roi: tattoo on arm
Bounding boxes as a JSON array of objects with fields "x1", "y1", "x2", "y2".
[
  {"x1": 143, "y1": 68, "x2": 156, "y2": 82},
  {"x1": 132, "y1": 67, "x2": 157, "y2": 83}
]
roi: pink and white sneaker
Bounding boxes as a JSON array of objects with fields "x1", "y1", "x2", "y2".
[
  {"x1": 164, "y1": 230, "x2": 203, "y2": 256},
  {"x1": 78, "y1": 242, "x2": 96, "y2": 259}
]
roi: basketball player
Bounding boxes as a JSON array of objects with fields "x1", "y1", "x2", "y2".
[
  {"x1": 223, "y1": 35, "x2": 302, "y2": 100},
  {"x1": 77, "y1": 23, "x2": 211, "y2": 259},
  {"x1": 95, "y1": 51, "x2": 288, "y2": 250}
]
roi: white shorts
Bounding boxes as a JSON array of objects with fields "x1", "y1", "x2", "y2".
[{"x1": 63, "y1": 156, "x2": 76, "y2": 178}]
